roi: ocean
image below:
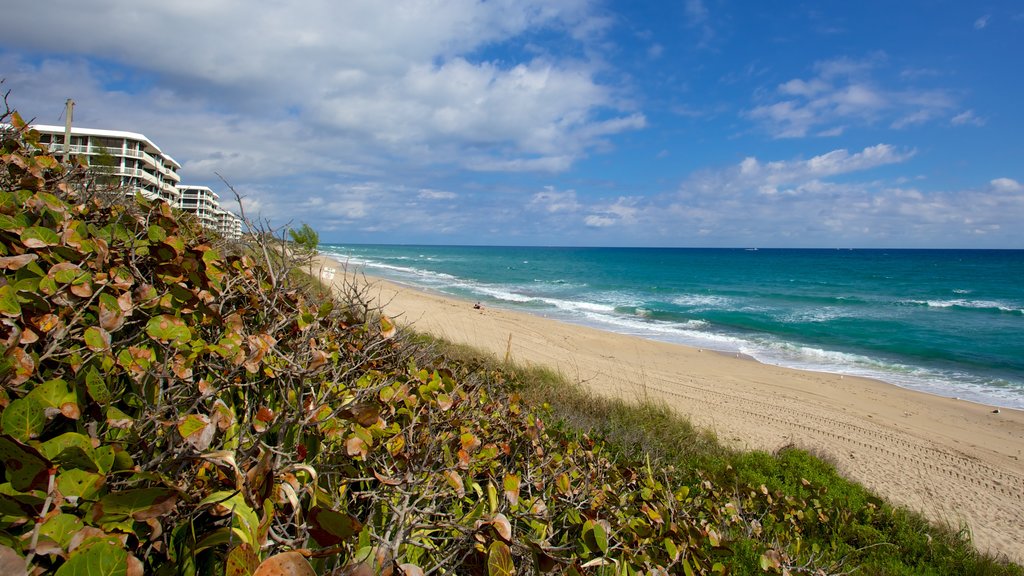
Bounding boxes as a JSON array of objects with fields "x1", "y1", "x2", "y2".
[{"x1": 320, "y1": 245, "x2": 1024, "y2": 409}]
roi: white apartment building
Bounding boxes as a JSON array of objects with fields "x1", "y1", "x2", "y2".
[
  {"x1": 214, "y1": 207, "x2": 244, "y2": 240},
  {"x1": 27, "y1": 124, "x2": 244, "y2": 240},
  {"x1": 177, "y1": 185, "x2": 244, "y2": 240},
  {"x1": 32, "y1": 125, "x2": 182, "y2": 204}
]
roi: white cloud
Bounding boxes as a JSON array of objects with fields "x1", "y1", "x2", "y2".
[
  {"x1": 746, "y1": 56, "x2": 958, "y2": 138},
  {"x1": 951, "y1": 109, "x2": 986, "y2": 126},
  {"x1": 2, "y1": 0, "x2": 641, "y2": 182},
  {"x1": 990, "y1": 178, "x2": 1022, "y2": 193},
  {"x1": 584, "y1": 215, "x2": 616, "y2": 227},
  {"x1": 656, "y1": 146, "x2": 1023, "y2": 246},
  {"x1": 728, "y1": 144, "x2": 914, "y2": 190},
  {"x1": 685, "y1": 0, "x2": 709, "y2": 23},
  {"x1": 583, "y1": 197, "x2": 640, "y2": 228},
  {"x1": 418, "y1": 189, "x2": 457, "y2": 200},
  {"x1": 974, "y1": 14, "x2": 991, "y2": 30},
  {"x1": 529, "y1": 187, "x2": 582, "y2": 213}
]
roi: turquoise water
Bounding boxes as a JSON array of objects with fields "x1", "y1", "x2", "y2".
[{"x1": 321, "y1": 245, "x2": 1024, "y2": 409}]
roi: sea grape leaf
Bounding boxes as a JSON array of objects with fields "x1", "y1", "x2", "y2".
[
  {"x1": 147, "y1": 225, "x2": 167, "y2": 243},
  {"x1": 98, "y1": 294, "x2": 125, "y2": 333},
  {"x1": 83, "y1": 326, "x2": 111, "y2": 352},
  {"x1": 0, "y1": 545, "x2": 27, "y2": 576},
  {"x1": 26, "y1": 378, "x2": 74, "y2": 410},
  {"x1": 41, "y1": 432, "x2": 97, "y2": 469},
  {"x1": 252, "y1": 551, "x2": 315, "y2": 576},
  {"x1": 84, "y1": 367, "x2": 112, "y2": 404},
  {"x1": 49, "y1": 262, "x2": 84, "y2": 284},
  {"x1": 145, "y1": 315, "x2": 191, "y2": 345},
  {"x1": 0, "y1": 285, "x2": 20, "y2": 317},
  {"x1": 105, "y1": 406, "x2": 134, "y2": 429},
  {"x1": 1, "y1": 398, "x2": 46, "y2": 441},
  {"x1": 199, "y1": 492, "x2": 259, "y2": 545},
  {"x1": 489, "y1": 513, "x2": 512, "y2": 542},
  {"x1": 40, "y1": 513, "x2": 85, "y2": 549},
  {"x1": 487, "y1": 541, "x2": 514, "y2": 576},
  {"x1": 94, "y1": 488, "x2": 178, "y2": 523},
  {"x1": 226, "y1": 543, "x2": 259, "y2": 576},
  {"x1": 503, "y1": 473, "x2": 520, "y2": 507},
  {"x1": 307, "y1": 507, "x2": 363, "y2": 546},
  {"x1": 57, "y1": 468, "x2": 105, "y2": 501},
  {"x1": 582, "y1": 519, "x2": 608, "y2": 554},
  {"x1": 178, "y1": 414, "x2": 215, "y2": 450},
  {"x1": 0, "y1": 434, "x2": 53, "y2": 491},
  {"x1": 0, "y1": 253, "x2": 38, "y2": 271},
  {"x1": 54, "y1": 538, "x2": 128, "y2": 576},
  {"x1": 20, "y1": 226, "x2": 60, "y2": 249}
]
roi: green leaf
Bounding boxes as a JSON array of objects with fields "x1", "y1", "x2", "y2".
[
  {"x1": 487, "y1": 541, "x2": 514, "y2": 576},
  {"x1": 487, "y1": 480, "x2": 498, "y2": 515},
  {"x1": 0, "y1": 434, "x2": 52, "y2": 491},
  {"x1": 145, "y1": 315, "x2": 191, "y2": 344},
  {"x1": 20, "y1": 226, "x2": 60, "y2": 249},
  {"x1": 57, "y1": 469, "x2": 105, "y2": 500},
  {"x1": 198, "y1": 492, "x2": 259, "y2": 545},
  {"x1": 40, "y1": 513, "x2": 85, "y2": 549},
  {"x1": 147, "y1": 225, "x2": 167, "y2": 243},
  {"x1": 1, "y1": 398, "x2": 46, "y2": 441},
  {"x1": 0, "y1": 284, "x2": 20, "y2": 317},
  {"x1": 26, "y1": 378, "x2": 73, "y2": 409},
  {"x1": 41, "y1": 432, "x2": 96, "y2": 468},
  {"x1": 83, "y1": 326, "x2": 111, "y2": 352},
  {"x1": 503, "y1": 473, "x2": 520, "y2": 507},
  {"x1": 583, "y1": 519, "x2": 608, "y2": 554},
  {"x1": 94, "y1": 488, "x2": 178, "y2": 523},
  {"x1": 84, "y1": 367, "x2": 112, "y2": 404},
  {"x1": 55, "y1": 539, "x2": 128, "y2": 576},
  {"x1": 225, "y1": 543, "x2": 259, "y2": 576}
]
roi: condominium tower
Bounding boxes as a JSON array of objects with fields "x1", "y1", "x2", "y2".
[{"x1": 30, "y1": 124, "x2": 243, "y2": 239}]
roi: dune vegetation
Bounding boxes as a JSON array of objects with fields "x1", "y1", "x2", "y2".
[{"x1": 1, "y1": 101, "x2": 1021, "y2": 575}]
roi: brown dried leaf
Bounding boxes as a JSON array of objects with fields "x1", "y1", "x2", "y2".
[
  {"x1": 99, "y1": 299, "x2": 125, "y2": 332},
  {"x1": 346, "y1": 436, "x2": 368, "y2": 458},
  {"x1": 490, "y1": 513, "x2": 513, "y2": 542},
  {"x1": 69, "y1": 282, "x2": 93, "y2": 298},
  {"x1": 9, "y1": 347, "x2": 35, "y2": 385},
  {"x1": 0, "y1": 254, "x2": 38, "y2": 271},
  {"x1": 444, "y1": 470, "x2": 465, "y2": 497},
  {"x1": 18, "y1": 327, "x2": 38, "y2": 345},
  {"x1": 252, "y1": 551, "x2": 316, "y2": 576}
]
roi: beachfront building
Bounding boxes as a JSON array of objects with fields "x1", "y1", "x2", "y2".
[
  {"x1": 27, "y1": 124, "x2": 244, "y2": 240},
  {"x1": 31, "y1": 124, "x2": 182, "y2": 204},
  {"x1": 214, "y1": 207, "x2": 244, "y2": 240},
  {"x1": 176, "y1": 185, "x2": 220, "y2": 230},
  {"x1": 176, "y1": 185, "x2": 244, "y2": 240}
]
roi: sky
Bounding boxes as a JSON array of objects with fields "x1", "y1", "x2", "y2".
[{"x1": 3, "y1": 1, "x2": 1023, "y2": 248}]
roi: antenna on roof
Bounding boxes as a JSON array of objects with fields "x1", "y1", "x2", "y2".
[{"x1": 62, "y1": 99, "x2": 74, "y2": 163}]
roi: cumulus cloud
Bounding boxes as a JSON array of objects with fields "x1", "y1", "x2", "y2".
[
  {"x1": 746, "y1": 56, "x2": 957, "y2": 138},
  {"x1": 974, "y1": 15, "x2": 991, "y2": 30},
  {"x1": 990, "y1": 178, "x2": 1022, "y2": 193},
  {"x1": 659, "y1": 145, "x2": 1023, "y2": 246},
  {"x1": 1, "y1": 0, "x2": 642, "y2": 185}
]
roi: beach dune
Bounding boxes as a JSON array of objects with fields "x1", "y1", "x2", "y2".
[{"x1": 316, "y1": 256, "x2": 1024, "y2": 561}]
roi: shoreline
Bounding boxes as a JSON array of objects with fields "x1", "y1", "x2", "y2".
[{"x1": 315, "y1": 255, "x2": 1024, "y2": 560}]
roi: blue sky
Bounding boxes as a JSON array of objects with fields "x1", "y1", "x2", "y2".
[{"x1": 3, "y1": 1, "x2": 1022, "y2": 247}]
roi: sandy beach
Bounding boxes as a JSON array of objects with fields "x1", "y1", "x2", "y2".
[{"x1": 315, "y1": 256, "x2": 1024, "y2": 561}]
